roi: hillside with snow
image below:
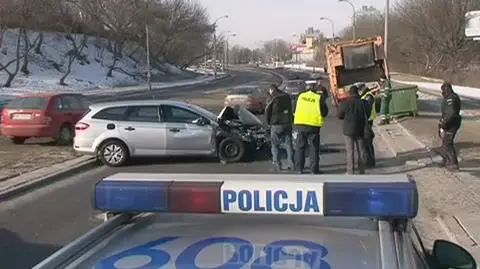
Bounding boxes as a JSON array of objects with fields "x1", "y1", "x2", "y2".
[{"x1": 0, "y1": 29, "x2": 202, "y2": 96}]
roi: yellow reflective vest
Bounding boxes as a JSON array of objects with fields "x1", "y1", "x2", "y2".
[
  {"x1": 361, "y1": 90, "x2": 377, "y2": 121},
  {"x1": 293, "y1": 90, "x2": 324, "y2": 127}
]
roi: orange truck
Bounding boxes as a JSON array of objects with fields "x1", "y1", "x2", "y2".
[{"x1": 325, "y1": 36, "x2": 387, "y2": 106}]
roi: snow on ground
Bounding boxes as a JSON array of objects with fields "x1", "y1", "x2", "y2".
[
  {"x1": 392, "y1": 79, "x2": 480, "y2": 100},
  {"x1": 0, "y1": 29, "x2": 207, "y2": 97},
  {"x1": 284, "y1": 64, "x2": 325, "y2": 72}
]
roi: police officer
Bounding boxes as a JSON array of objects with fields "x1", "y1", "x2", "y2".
[
  {"x1": 265, "y1": 84, "x2": 294, "y2": 171},
  {"x1": 436, "y1": 82, "x2": 462, "y2": 171},
  {"x1": 358, "y1": 82, "x2": 377, "y2": 168},
  {"x1": 293, "y1": 83, "x2": 329, "y2": 174}
]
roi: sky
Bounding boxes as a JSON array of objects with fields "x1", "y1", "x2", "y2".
[{"x1": 197, "y1": 0, "x2": 392, "y2": 48}]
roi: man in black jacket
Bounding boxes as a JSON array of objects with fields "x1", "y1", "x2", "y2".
[
  {"x1": 337, "y1": 85, "x2": 367, "y2": 174},
  {"x1": 436, "y1": 82, "x2": 462, "y2": 171},
  {"x1": 265, "y1": 84, "x2": 294, "y2": 171}
]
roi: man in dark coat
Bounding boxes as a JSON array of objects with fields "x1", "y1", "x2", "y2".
[
  {"x1": 436, "y1": 82, "x2": 462, "y2": 171},
  {"x1": 337, "y1": 85, "x2": 368, "y2": 174},
  {"x1": 265, "y1": 84, "x2": 294, "y2": 171}
]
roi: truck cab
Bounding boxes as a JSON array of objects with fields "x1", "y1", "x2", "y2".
[{"x1": 325, "y1": 36, "x2": 387, "y2": 106}]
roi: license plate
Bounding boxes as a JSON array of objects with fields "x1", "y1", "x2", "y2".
[{"x1": 12, "y1": 114, "x2": 32, "y2": 120}]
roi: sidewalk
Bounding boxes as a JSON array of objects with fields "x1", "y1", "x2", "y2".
[{"x1": 374, "y1": 119, "x2": 480, "y2": 259}]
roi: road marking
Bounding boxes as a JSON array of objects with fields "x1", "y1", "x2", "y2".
[{"x1": 435, "y1": 216, "x2": 459, "y2": 244}]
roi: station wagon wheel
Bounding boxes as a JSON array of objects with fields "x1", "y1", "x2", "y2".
[
  {"x1": 56, "y1": 124, "x2": 74, "y2": 145},
  {"x1": 98, "y1": 140, "x2": 129, "y2": 167},
  {"x1": 219, "y1": 137, "x2": 246, "y2": 163}
]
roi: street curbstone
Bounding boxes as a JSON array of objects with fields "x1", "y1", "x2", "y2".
[{"x1": 0, "y1": 156, "x2": 98, "y2": 202}]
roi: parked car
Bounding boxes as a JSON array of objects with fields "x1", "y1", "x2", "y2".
[
  {"x1": 0, "y1": 93, "x2": 90, "y2": 145},
  {"x1": 224, "y1": 85, "x2": 268, "y2": 114},
  {"x1": 283, "y1": 79, "x2": 306, "y2": 96},
  {"x1": 73, "y1": 100, "x2": 268, "y2": 167}
]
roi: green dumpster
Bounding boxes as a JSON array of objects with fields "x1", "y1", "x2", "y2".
[{"x1": 387, "y1": 84, "x2": 419, "y2": 117}]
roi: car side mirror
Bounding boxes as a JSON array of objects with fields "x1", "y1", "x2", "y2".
[
  {"x1": 192, "y1": 118, "x2": 209, "y2": 126},
  {"x1": 429, "y1": 240, "x2": 476, "y2": 269}
]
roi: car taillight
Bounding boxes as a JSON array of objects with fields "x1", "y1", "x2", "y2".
[{"x1": 75, "y1": 122, "x2": 90, "y2": 131}]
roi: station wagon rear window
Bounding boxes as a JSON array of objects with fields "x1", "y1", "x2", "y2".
[
  {"x1": 5, "y1": 97, "x2": 48, "y2": 109},
  {"x1": 92, "y1": 106, "x2": 129, "y2": 120},
  {"x1": 229, "y1": 88, "x2": 256, "y2": 94}
]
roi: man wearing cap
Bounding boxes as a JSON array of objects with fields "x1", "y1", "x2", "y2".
[
  {"x1": 292, "y1": 83, "x2": 329, "y2": 174},
  {"x1": 358, "y1": 82, "x2": 377, "y2": 168}
]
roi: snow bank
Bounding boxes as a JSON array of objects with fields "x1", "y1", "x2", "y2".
[
  {"x1": 0, "y1": 29, "x2": 203, "y2": 95},
  {"x1": 284, "y1": 64, "x2": 325, "y2": 72},
  {"x1": 392, "y1": 79, "x2": 480, "y2": 100}
]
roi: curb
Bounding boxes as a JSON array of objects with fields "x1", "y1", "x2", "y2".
[{"x1": 0, "y1": 156, "x2": 98, "y2": 201}]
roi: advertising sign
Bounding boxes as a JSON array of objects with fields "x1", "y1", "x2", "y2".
[{"x1": 465, "y1": 10, "x2": 480, "y2": 37}]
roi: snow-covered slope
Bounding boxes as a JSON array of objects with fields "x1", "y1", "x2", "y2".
[{"x1": 0, "y1": 29, "x2": 198, "y2": 94}]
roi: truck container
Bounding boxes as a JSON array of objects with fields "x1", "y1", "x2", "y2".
[{"x1": 325, "y1": 36, "x2": 387, "y2": 106}]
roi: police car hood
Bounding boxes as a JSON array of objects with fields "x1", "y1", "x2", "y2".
[
  {"x1": 76, "y1": 214, "x2": 380, "y2": 269},
  {"x1": 217, "y1": 105, "x2": 263, "y2": 126}
]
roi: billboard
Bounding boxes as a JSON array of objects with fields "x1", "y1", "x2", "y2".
[{"x1": 465, "y1": 10, "x2": 480, "y2": 37}]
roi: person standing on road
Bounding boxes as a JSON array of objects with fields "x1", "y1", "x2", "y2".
[
  {"x1": 436, "y1": 82, "x2": 462, "y2": 171},
  {"x1": 378, "y1": 75, "x2": 392, "y2": 125},
  {"x1": 265, "y1": 84, "x2": 294, "y2": 171},
  {"x1": 337, "y1": 85, "x2": 367, "y2": 174},
  {"x1": 292, "y1": 83, "x2": 329, "y2": 174},
  {"x1": 358, "y1": 82, "x2": 377, "y2": 168}
]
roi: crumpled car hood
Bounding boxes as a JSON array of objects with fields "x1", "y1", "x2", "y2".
[{"x1": 217, "y1": 105, "x2": 263, "y2": 126}]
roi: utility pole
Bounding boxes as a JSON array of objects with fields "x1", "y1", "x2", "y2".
[{"x1": 145, "y1": 1, "x2": 151, "y2": 92}]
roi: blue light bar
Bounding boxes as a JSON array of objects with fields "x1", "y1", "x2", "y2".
[
  {"x1": 323, "y1": 182, "x2": 418, "y2": 218},
  {"x1": 94, "y1": 180, "x2": 170, "y2": 212}
]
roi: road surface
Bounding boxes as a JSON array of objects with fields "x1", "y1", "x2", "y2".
[{"x1": 0, "y1": 67, "x2": 348, "y2": 268}]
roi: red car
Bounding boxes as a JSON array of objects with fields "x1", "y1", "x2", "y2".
[{"x1": 0, "y1": 93, "x2": 90, "y2": 145}]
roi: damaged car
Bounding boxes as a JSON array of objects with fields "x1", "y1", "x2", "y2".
[{"x1": 73, "y1": 99, "x2": 268, "y2": 167}]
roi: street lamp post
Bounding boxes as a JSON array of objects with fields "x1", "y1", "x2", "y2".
[
  {"x1": 223, "y1": 32, "x2": 236, "y2": 68},
  {"x1": 338, "y1": 0, "x2": 356, "y2": 40},
  {"x1": 212, "y1": 15, "x2": 228, "y2": 79},
  {"x1": 384, "y1": 0, "x2": 389, "y2": 61},
  {"x1": 319, "y1": 17, "x2": 335, "y2": 42}
]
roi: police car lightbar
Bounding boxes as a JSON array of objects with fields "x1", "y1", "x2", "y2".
[{"x1": 93, "y1": 173, "x2": 418, "y2": 218}]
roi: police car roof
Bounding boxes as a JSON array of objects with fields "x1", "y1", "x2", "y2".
[
  {"x1": 49, "y1": 173, "x2": 416, "y2": 268},
  {"x1": 66, "y1": 213, "x2": 381, "y2": 268}
]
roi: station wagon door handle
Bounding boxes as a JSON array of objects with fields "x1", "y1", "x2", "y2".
[
  {"x1": 169, "y1": 128, "x2": 180, "y2": 133},
  {"x1": 124, "y1": 126, "x2": 135, "y2": 131}
]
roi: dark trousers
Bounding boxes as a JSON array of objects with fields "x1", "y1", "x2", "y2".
[
  {"x1": 270, "y1": 124, "x2": 294, "y2": 167},
  {"x1": 438, "y1": 127, "x2": 460, "y2": 166},
  {"x1": 364, "y1": 121, "x2": 376, "y2": 167},
  {"x1": 344, "y1": 135, "x2": 366, "y2": 174},
  {"x1": 294, "y1": 131, "x2": 320, "y2": 173}
]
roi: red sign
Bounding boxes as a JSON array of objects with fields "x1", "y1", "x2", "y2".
[{"x1": 290, "y1": 44, "x2": 306, "y2": 53}]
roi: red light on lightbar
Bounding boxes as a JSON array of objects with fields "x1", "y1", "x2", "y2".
[{"x1": 168, "y1": 182, "x2": 222, "y2": 213}]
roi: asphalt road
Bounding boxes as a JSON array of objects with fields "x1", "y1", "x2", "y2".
[{"x1": 0, "y1": 67, "x2": 348, "y2": 269}]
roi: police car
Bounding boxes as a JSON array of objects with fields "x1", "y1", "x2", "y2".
[{"x1": 33, "y1": 174, "x2": 477, "y2": 269}]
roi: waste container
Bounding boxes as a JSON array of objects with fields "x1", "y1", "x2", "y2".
[{"x1": 388, "y1": 85, "x2": 419, "y2": 117}]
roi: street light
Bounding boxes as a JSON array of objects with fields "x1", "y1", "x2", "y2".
[
  {"x1": 144, "y1": 0, "x2": 152, "y2": 92},
  {"x1": 319, "y1": 17, "x2": 335, "y2": 42},
  {"x1": 384, "y1": 0, "x2": 389, "y2": 60},
  {"x1": 338, "y1": 0, "x2": 356, "y2": 40},
  {"x1": 212, "y1": 15, "x2": 228, "y2": 79},
  {"x1": 223, "y1": 32, "x2": 236, "y2": 68}
]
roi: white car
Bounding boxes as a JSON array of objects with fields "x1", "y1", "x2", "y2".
[
  {"x1": 33, "y1": 173, "x2": 477, "y2": 269},
  {"x1": 73, "y1": 100, "x2": 268, "y2": 166}
]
